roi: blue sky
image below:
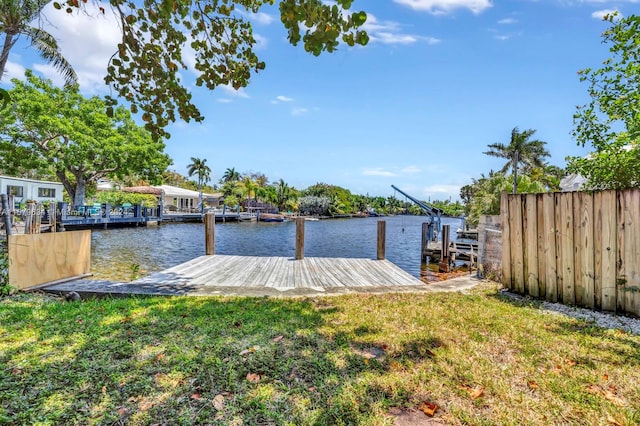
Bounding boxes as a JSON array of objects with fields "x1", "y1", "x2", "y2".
[{"x1": 2, "y1": 0, "x2": 630, "y2": 200}]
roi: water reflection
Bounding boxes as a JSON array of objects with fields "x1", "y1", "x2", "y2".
[{"x1": 91, "y1": 215, "x2": 466, "y2": 281}]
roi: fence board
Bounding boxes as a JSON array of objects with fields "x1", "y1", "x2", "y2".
[
  {"x1": 8, "y1": 230, "x2": 91, "y2": 289},
  {"x1": 616, "y1": 192, "x2": 626, "y2": 313},
  {"x1": 623, "y1": 190, "x2": 640, "y2": 316},
  {"x1": 525, "y1": 194, "x2": 539, "y2": 297},
  {"x1": 542, "y1": 193, "x2": 557, "y2": 302},
  {"x1": 501, "y1": 192, "x2": 511, "y2": 288},
  {"x1": 536, "y1": 194, "x2": 546, "y2": 299},
  {"x1": 572, "y1": 193, "x2": 584, "y2": 306},
  {"x1": 510, "y1": 195, "x2": 524, "y2": 293},
  {"x1": 554, "y1": 193, "x2": 563, "y2": 302},
  {"x1": 579, "y1": 192, "x2": 595, "y2": 309},
  {"x1": 596, "y1": 191, "x2": 615, "y2": 311},
  {"x1": 560, "y1": 193, "x2": 575, "y2": 305}
]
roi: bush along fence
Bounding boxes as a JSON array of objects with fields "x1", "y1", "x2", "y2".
[{"x1": 501, "y1": 189, "x2": 640, "y2": 317}]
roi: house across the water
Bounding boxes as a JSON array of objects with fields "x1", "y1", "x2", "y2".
[{"x1": 1, "y1": 175, "x2": 64, "y2": 206}]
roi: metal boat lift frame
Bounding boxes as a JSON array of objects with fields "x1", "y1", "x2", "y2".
[{"x1": 391, "y1": 185, "x2": 442, "y2": 242}]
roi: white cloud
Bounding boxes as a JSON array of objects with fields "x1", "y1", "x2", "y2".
[
  {"x1": 591, "y1": 9, "x2": 622, "y2": 20},
  {"x1": 421, "y1": 184, "x2": 462, "y2": 199},
  {"x1": 401, "y1": 165, "x2": 421, "y2": 174},
  {"x1": 394, "y1": 0, "x2": 492, "y2": 15},
  {"x1": 217, "y1": 98, "x2": 232, "y2": 103},
  {"x1": 498, "y1": 17, "x2": 518, "y2": 24},
  {"x1": 237, "y1": 10, "x2": 274, "y2": 25},
  {"x1": 291, "y1": 107, "x2": 308, "y2": 116},
  {"x1": 220, "y1": 84, "x2": 250, "y2": 98},
  {"x1": 362, "y1": 168, "x2": 397, "y2": 177},
  {"x1": 253, "y1": 34, "x2": 268, "y2": 50},
  {"x1": 35, "y1": 2, "x2": 121, "y2": 92},
  {"x1": 495, "y1": 34, "x2": 511, "y2": 41},
  {"x1": 3, "y1": 60, "x2": 26, "y2": 81},
  {"x1": 362, "y1": 14, "x2": 440, "y2": 45},
  {"x1": 276, "y1": 95, "x2": 294, "y2": 102}
]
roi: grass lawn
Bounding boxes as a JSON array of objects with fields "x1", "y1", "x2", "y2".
[{"x1": 1, "y1": 283, "x2": 639, "y2": 425}]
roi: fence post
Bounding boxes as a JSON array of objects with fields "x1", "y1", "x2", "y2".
[
  {"x1": 205, "y1": 212, "x2": 215, "y2": 255},
  {"x1": 439, "y1": 224, "x2": 450, "y2": 272},
  {"x1": 295, "y1": 217, "x2": 305, "y2": 260},
  {"x1": 377, "y1": 220, "x2": 386, "y2": 260},
  {"x1": 1, "y1": 194, "x2": 11, "y2": 236},
  {"x1": 421, "y1": 222, "x2": 428, "y2": 262}
]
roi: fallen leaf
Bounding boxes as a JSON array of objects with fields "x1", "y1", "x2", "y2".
[
  {"x1": 425, "y1": 349, "x2": 436, "y2": 357},
  {"x1": 364, "y1": 359, "x2": 369, "y2": 365},
  {"x1": 528, "y1": 380, "x2": 539, "y2": 390},
  {"x1": 273, "y1": 335, "x2": 284, "y2": 342},
  {"x1": 117, "y1": 407, "x2": 128, "y2": 416},
  {"x1": 77, "y1": 319, "x2": 83, "y2": 324},
  {"x1": 246, "y1": 373, "x2": 261, "y2": 383},
  {"x1": 155, "y1": 353, "x2": 164, "y2": 362},
  {"x1": 101, "y1": 386, "x2": 107, "y2": 394},
  {"x1": 606, "y1": 414, "x2": 623, "y2": 426},
  {"x1": 418, "y1": 401, "x2": 439, "y2": 417},
  {"x1": 308, "y1": 386, "x2": 316, "y2": 392},
  {"x1": 551, "y1": 365, "x2": 563, "y2": 374},
  {"x1": 459, "y1": 385, "x2": 484, "y2": 400},
  {"x1": 602, "y1": 373, "x2": 609, "y2": 381},
  {"x1": 603, "y1": 389, "x2": 624, "y2": 406},
  {"x1": 191, "y1": 393, "x2": 202, "y2": 400},
  {"x1": 586, "y1": 384, "x2": 600, "y2": 394},
  {"x1": 239, "y1": 346, "x2": 258, "y2": 356},
  {"x1": 565, "y1": 359, "x2": 577, "y2": 367},
  {"x1": 212, "y1": 394, "x2": 224, "y2": 411}
]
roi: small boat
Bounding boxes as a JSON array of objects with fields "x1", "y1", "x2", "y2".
[{"x1": 259, "y1": 213, "x2": 285, "y2": 222}]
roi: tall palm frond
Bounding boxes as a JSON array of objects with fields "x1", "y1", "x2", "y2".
[{"x1": 0, "y1": 0, "x2": 77, "y2": 86}]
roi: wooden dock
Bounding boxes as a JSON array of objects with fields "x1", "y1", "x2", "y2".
[
  {"x1": 43, "y1": 255, "x2": 430, "y2": 297},
  {"x1": 423, "y1": 241, "x2": 479, "y2": 263}
]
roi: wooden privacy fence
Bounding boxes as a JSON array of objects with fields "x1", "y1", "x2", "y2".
[
  {"x1": 8, "y1": 230, "x2": 91, "y2": 290},
  {"x1": 501, "y1": 189, "x2": 640, "y2": 316}
]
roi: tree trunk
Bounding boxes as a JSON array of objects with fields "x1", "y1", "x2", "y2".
[
  {"x1": 0, "y1": 33, "x2": 18, "y2": 81},
  {"x1": 74, "y1": 177, "x2": 87, "y2": 207},
  {"x1": 56, "y1": 170, "x2": 76, "y2": 206}
]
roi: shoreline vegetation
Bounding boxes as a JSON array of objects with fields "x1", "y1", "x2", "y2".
[{"x1": 1, "y1": 283, "x2": 638, "y2": 425}]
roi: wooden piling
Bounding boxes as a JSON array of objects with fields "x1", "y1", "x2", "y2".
[
  {"x1": 205, "y1": 212, "x2": 215, "y2": 255},
  {"x1": 421, "y1": 222, "x2": 428, "y2": 262},
  {"x1": 377, "y1": 220, "x2": 386, "y2": 260},
  {"x1": 295, "y1": 217, "x2": 305, "y2": 260},
  {"x1": 439, "y1": 224, "x2": 450, "y2": 272},
  {"x1": 1, "y1": 194, "x2": 12, "y2": 235}
]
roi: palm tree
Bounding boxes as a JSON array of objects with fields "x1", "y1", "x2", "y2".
[
  {"x1": 274, "y1": 179, "x2": 291, "y2": 212},
  {"x1": 221, "y1": 167, "x2": 241, "y2": 183},
  {"x1": 0, "y1": 0, "x2": 77, "y2": 85},
  {"x1": 187, "y1": 157, "x2": 211, "y2": 213},
  {"x1": 483, "y1": 127, "x2": 550, "y2": 194}
]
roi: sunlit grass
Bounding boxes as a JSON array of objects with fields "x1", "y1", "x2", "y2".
[{"x1": 1, "y1": 285, "x2": 639, "y2": 425}]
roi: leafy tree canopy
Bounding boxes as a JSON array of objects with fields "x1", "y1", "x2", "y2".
[
  {"x1": 54, "y1": 0, "x2": 369, "y2": 140},
  {"x1": 0, "y1": 70, "x2": 171, "y2": 206},
  {"x1": 568, "y1": 14, "x2": 640, "y2": 190}
]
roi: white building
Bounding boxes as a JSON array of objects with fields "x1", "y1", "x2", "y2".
[
  {"x1": 1, "y1": 175, "x2": 64, "y2": 205},
  {"x1": 151, "y1": 185, "x2": 222, "y2": 211}
]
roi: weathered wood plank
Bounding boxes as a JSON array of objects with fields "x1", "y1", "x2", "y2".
[
  {"x1": 536, "y1": 194, "x2": 546, "y2": 299},
  {"x1": 579, "y1": 192, "x2": 595, "y2": 309},
  {"x1": 554, "y1": 193, "x2": 563, "y2": 302},
  {"x1": 616, "y1": 191, "x2": 626, "y2": 313},
  {"x1": 542, "y1": 193, "x2": 557, "y2": 302},
  {"x1": 598, "y1": 190, "x2": 617, "y2": 312},
  {"x1": 623, "y1": 189, "x2": 640, "y2": 316},
  {"x1": 510, "y1": 195, "x2": 525, "y2": 293},
  {"x1": 560, "y1": 193, "x2": 575, "y2": 305},
  {"x1": 501, "y1": 191, "x2": 512, "y2": 289},
  {"x1": 525, "y1": 194, "x2": 539, "y2": 297}
]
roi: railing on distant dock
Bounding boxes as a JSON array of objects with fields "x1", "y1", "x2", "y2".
[{"x1": 56, "y1": 202, "x2": 162, "y2": 229}]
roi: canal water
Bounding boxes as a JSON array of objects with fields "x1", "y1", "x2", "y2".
[{"x1": 91, "y1": 215, "x2": 467, "y2": 282}]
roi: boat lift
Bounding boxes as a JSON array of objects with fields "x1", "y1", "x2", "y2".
[{"x1": 391, "y1": 185, "x2": 442, "y2": 242}]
